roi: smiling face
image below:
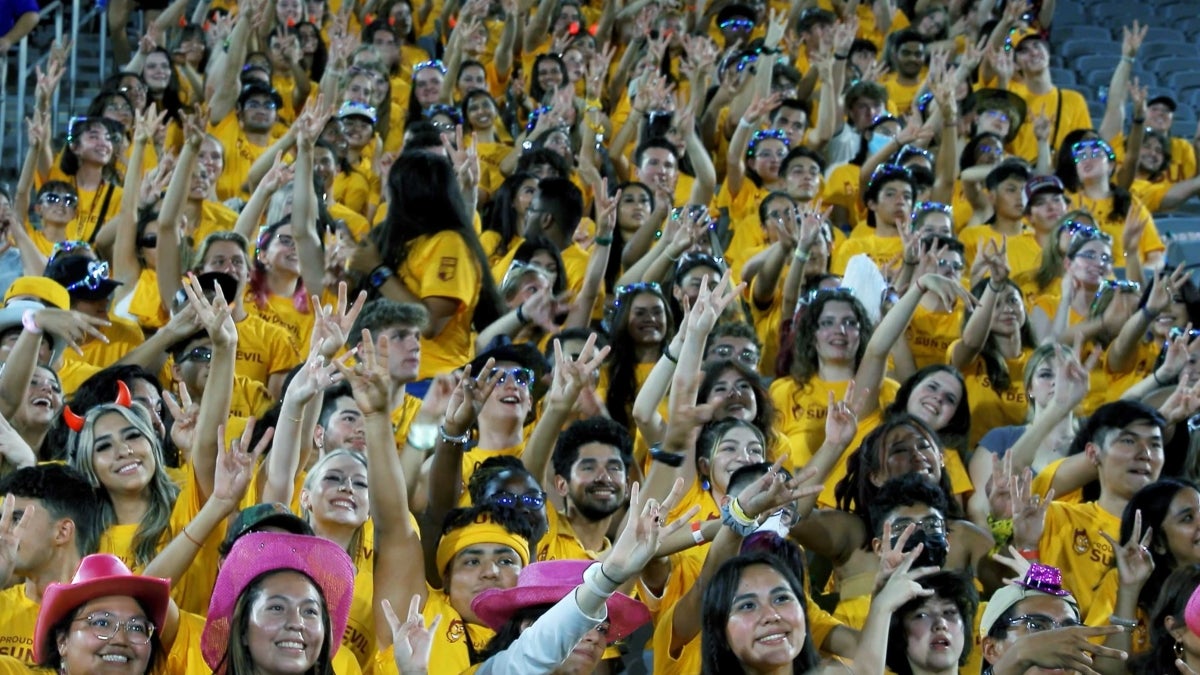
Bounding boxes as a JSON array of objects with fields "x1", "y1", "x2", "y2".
[
  {"x1": 72, "y1": 123, "x2": 115, "y2": 166},
  {"x1": 903, "y1": 595, "x2": 965, "y2": 674},
  {"x1": 245, "y1": 571, "x2": 326, "y2": 675},
  {"x1": 465, "y1": 94, "x2": 496, "y2": 130},
  {"x1": 724, "y1": 564, "x2": 807, "y2": 671},
  {"x1": 143, "y1": 52, "x2": 173, "y2": 92},
  {"x1": 535, "y1": 57, "x2": 564, "y2": 95},
  {"x1": 90, "y1": 412, "x2": 156, "y2": 495},
  {"x1": 1139, "y1": 134, "x2": 1166, "y2": 174},
  {"x1": 1089, "y1": 421, "x2": 1164, "y2": 499},
  {"x1": 19, "y1": 366, "x2": 63, "y2": 427},
  {"x1": 905, "y1": 371, "x2": 961, "y2": 432},
  {"x1": 1013, "y1": 38, "x2": 1049, "y2": 75},
  {"x1": 1158, "y1": 487, "x2": 1200, "y2": 567},
  {"x1": 814, "y1": 300, "x2": 862, "y2": 365},
  {"x1": 557, "y1": 442, "x2": 628, "y2": 521},
  {"x1": 874, "y1": 423, "x2": 942, "y2": 485},
  {"x1": 988, "y1": 285, "x2": 1027, "y2": 337},
  {"x1": 300, "y1": 453, "x2": 369, "y2": 528},
  {"x1": 626, "y1": 292, "x2": 667, "y2": 346},
  {"x1": 260, "y1": 225, "x2": 300, "y2": 277},
  {"x1": 706, "y1": 368, "x2": 758, "y2": 423},
  {"x1": 479, "y1": 359, "x2": 534, "y2": 426},
  {"x1": 446, "y1": 543, "x2": 522, "y2": 623},
  {"x1": 1068, "y1": 240, "x2": 1113, "y2": 289},
  {"x1": 58, "y1": 596, "x2": 154, "y2": 675},
  {"x1": 702, "y1": 425, "x2": 766, "y2": 496},
  {"x1": 1146, "y1": 102, "x2": 1174, "y2": 133}
]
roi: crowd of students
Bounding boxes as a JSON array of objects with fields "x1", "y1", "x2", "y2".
[{"x1": 2, "y1": 0, "x2": 1200, "y2": 673}]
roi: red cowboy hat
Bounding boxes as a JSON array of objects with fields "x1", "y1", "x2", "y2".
[
  {"x1": 471, "y1": 560, "x2": 650, "y2": 642},
  {"x1": 34, "y1": 554, "x2": 171, "y2": 663}
]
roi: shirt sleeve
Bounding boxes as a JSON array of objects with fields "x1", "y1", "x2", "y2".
[
  {"x1": 473, "y1": 585, "x2": 607, "y2": 675},
  {"x1": 414, "y1": 232, "x2": 479, "y2": 306}
]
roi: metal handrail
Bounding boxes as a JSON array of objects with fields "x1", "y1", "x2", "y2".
[{"x1": 0, "y1": 0, "x2": 64, "y2": 170}]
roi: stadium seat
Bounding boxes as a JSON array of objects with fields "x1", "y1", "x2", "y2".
[
  {"x1": 1139, "y1": 42, "x2": 1195, "y2": 64},
  {"x1": 1143, "y1": 27, "x2": 1187, "y2": 44},
  {"x1": 1060, "y1": 39, "x2": 1116, "y2": 61},
  {"x1": 1054, "y1": 26, "x2": 1114, "y2": 44},
  {"x1": 1049, "y1": 68, "x2": 1077, "y2": 87},
  {"x1": 1157, "y1": 218, "x2": 1200, "y2": 242},
  {"x1": 1166, "y1": 71, "x2": 1200, "y2": 91}
]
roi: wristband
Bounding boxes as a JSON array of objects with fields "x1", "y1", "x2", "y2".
[
  {"x1": 439, "y1": 425, "x2": 471, "y2": 445},
  {"x1": 988, "y1": 281, "x2": 1005, "y2": 293},
  {"x1": 649, "y1": 444, "x2": 686, "y2": 467},
  {"x1": 691, "y1": 521, "x2": 707, "y2": 545},
  {"x1": 594, "y1": 235, "x2": 613, "y2": 246},
  {"x1": 729, "y1": 497, "x2": 755, "y2": 524},
  {"x1": 738, "y1": 118, "x2": 755, "y2": 129},
  {"x1": 1132, "y1": 117, "x2": 1145, "y2": 125},
  {"x1": 915, "y1": 278, "x2": 928, "y2": 294},
  {"x1": 720, "y1": 501, "x2": 759, "y2": 536},
  {"x1": 793, "y1": 248, "x2": 811, "y2": 263},
  {"x1": 368, "y1": 264, "x2": 394, "y2": 290},
  {"x1": 834, "y1": 52, "x2": 849, "y2": 60},
  {"x1": 1109, "y1": 615, "x2": 1138, "y2": 628},
  {"x1": 1141, "y1": 305, "x2": 1161, "y2": 322},
  {"x1": 516, "y1": 304, "x2": 530, "y2": 325},
  {"x1": 21, "y1": 310, "x2": 42, "y2": 335},
  {"x1": 406, "y1": 423, "x2": 438, "y2": 451},
  {"x1": 662, "y1": 344, "x2": 679, "y2": 363},
  {"x1": 181, "y1": 528, "x2": 203, "y2": 547}
]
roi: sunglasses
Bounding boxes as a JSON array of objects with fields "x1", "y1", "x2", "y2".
[
  {"x1": 500, "y1": 259, "x2": 551, "y2": 291},
  {"x1": 65, "y1": 260, "x2": 112, "y2": 293},
  {"x1": 488, "y1": 490, "x2": 547, "y2": 509},
  {"x1": 1091, "y1": 279, "x2": 1140, "y2": 312},
  {"x1": 49, "y1": 240, "x2": 93, "y2": 264},
  {"x1": 40, "y1": 192, "x2": 78, "y2": 208},
  {"x1": 801, "y1": 286, "x2": 855, "y2": 306},
  {"x1": 1067, "y1": 225, "x2": 1113, "y2": 249},
  {"x1": 719, "y1": 18, "x2": 754, "y2": 30},
  {"x1": 178, "y1": 346, "x2": 213, "y2": 363},
  {"x1": 491, "y1": 367, "x2": 534, "y2": 388},
  {"x1": 1070, "y1": 139, "x2": 1112, "y2": 162},
  {"x1": 614, "y1": 281, "x2": 664, "y2": 302}
]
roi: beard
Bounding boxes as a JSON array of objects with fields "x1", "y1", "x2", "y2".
[{"x1": 570, "y1": 485, "x2": 624, "y2": 522}]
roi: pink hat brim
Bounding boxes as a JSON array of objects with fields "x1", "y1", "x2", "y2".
[{"x1": 472, "y1": 584, "x2": 650, "y2": 642}]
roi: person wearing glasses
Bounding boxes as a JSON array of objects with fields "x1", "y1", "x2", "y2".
[
  {"x1": 209, "y1": 83, "x2": 285, "y2": 201},
  {"x1": 1028, "y1": 224, "x2": 1117, "y2": 347},
  {"x1": 1106, "y1": 267, "x2": 1200, "y2": 398},
  {"x1": 1054, "y1": 129, "x2": 1165, "y2": 270},
  {"x1": 1014, "y1": 210, "x2": 1097, "y2": 308},
  {"x1": 978, "y1": 563, "x2": 1125, "y2": 675}
]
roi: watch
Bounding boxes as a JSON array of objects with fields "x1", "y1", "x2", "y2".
[
  {"x1": 649, "y1": 444, "x2": 686, "y2": 467},
  {"x1": 368, "y1": 265, "x2": 394, "y2": 289}
]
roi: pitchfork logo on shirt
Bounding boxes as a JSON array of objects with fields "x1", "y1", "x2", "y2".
[{"x1": 438, "y1": 257, "x2": 458, "y2": 281}]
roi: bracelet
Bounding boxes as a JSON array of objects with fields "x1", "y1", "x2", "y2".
[
  {"x1": 1110, "y1": 615, "x2": 1138, "y2": 628},
  {"x1": 902, "y1": 258, "x2": 918, "y2": 267},
  {"x1": 720, "y1": 501, "x2": 759, "y2": 536},
  {"x1": 729, "y1": 497, "x2": 755, "y2": 524},
  {"x1": 1153, "y1": 370, "x2": 1166, "y2": 386},
  {"x1": 737, "y1": 118, "x2": 755, "y2": 129},
  {"x1": 598, "y1": 563, "x2": 622, "y2": 587},
  {"x1": 182, "y1": 528, "x2": 203, "y2": 547},
  {"x1": 988, "y1": 281, "x2": 1005, "y2": 293},
  {"x1": 834, "y1": 52, "x2": 849, "y2": 60},
  {"x1": 691, "y1": 521, "x2": 707, "y2": 545},
  {"x1": 915, "y1": 278, "x2": 928, "y2": 294},
  {"x1": 594, "y1": 235, "x2": 613, "y2": 246},
  {"x1": 21, "y1": 310, "x2": 42, "y2": 335},
  {"x1": 662, "y1": 344, "x2": 679, "y2": 363},
  {"x1": 1132, "y1": 117, "x2": 1145, "y2": 125},
  {"x1": 1121, "y1": 55, "x2": 1135, "y2": 64},
  {"x1": 583, "y1": 562, "x2": 619, "y2": 597},
  {"x1": 649, "y1": 444, "x2": 686, "y2": 467},
  {"x1": 1017, "y1": 548, "x2": 1040, "y2": 560},
  {"x1": 793, "y1": 248, "x2": 811, "y2": 263},
  {"x1": 516, "y1": 304, "x2": 530, "y2": 325},
  {"x1": 1141, "y1": 306, "x2": 1161, "y2": 322},
  {"x1": 285, "y1": 414, "x2": 303, "y2": 424},
  {"x1": 439, "y1": 425, "x2": 471, "y2": 445}
]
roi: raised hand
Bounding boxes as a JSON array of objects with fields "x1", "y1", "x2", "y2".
[
  {"x1": 1100, "y1": 509, "x2": 1154, "y2": 588},
  {"x1": 1010, "y1": 468, "x2": 1052, "y2": 551},
  {"x1": 309, "y1": 282, "x2": 368, "y2": 359},
  {"x1": 182, "y1": 272, "x2": 237, "y2": 348},
  {"x1": 1122, "y1": 20, "x2": 1148, "y2": 58},
  {"x1": 549, "y1": 334, "x2": 610, "y2": 408},
  {"x1": 384, "y1": 596, "x2": 440, "y2": 675},
  {"x1": 824, "y1": 385, "x2": 859, "y2": 450},
  {"x1": 31, "y1": 308, "x2": 110, "y2": 355},
  {"x1": 986, "y1": 450, "x2": 1015, "y2": 519},
  {"x1": 0, "y1": 494, "x2": 33, "y2": 582},
  {"x1": 741, "y1": 92, "x2": 782, "y2": 127},
  {"x1": 441, "y1": 361, "x2": 502, "y2": 437},
  {"x1": 602, "y1": 479, "x2": 695, "y2": 581},
  {"x1": 686, "y1": 269, "x2": 746, "y2": 336},
  {"x1": 288, "y1": 343, "x2": 345, "y2": 404},
  {"x1": 916, "y1": 273, "x2": 978, "y2": 310},
  {"x1": 1049, "y1": 344, "x2": 1095, "y2": 412},
  {"x1": 133, "y1": 103, "x2": 168, "y2": 145},
  {"x1": 212, "y1": 417, "x2": 273, "y2": 504},
  {"x1": 332, "y1": 329, "x2": 392, "y2": 416},
  {"x1": 872, "y1": 547, "x2": 937, "y2": 613},
  {"x1": 736, "y1": 455, "x2": 823, "y2": 520},
  {"x1": 874, "y1": 519, "x2": 919, "y2": 593},
  {"x1": 164, "y1": 383, "x2": 198, "y2": 456}
]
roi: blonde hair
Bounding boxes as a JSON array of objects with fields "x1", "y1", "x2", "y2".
[{"x1": 301, "y1": 450, "x2": 369, "y2": 557}]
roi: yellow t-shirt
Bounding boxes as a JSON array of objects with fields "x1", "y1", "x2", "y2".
[
  {"x1": 749, "y1": 275, "x2": 786, "y2": 378},
  {"x1": 822, "y1": 163, "x2": 867, "y2": 232},
  {"x1": 770, "y1": 376, "x2": 900, "y2": 467},
  {"x1": 126, "y1": 268, "x2": 168, "y2": 330},
  {"x1": 950, "y1": 341, "x2": 1032, "y2": 449},
  {"x1": 21, "y1": 220, "x2": 58, "y2": 257},
  {"x1": 235, "y1": 313, "x2": 303, "y2": 386},
  {"x1": 651, "y1": 600, "x2": 702, "y2": 675},
  {"x1": 208, "y1": 115, "x2": 284, "y2": 201},
  {"x1": 190, "y1": 200, "x2": 241, "y2": 245},
  {"x1": 245, "y1": 293, "x2": 314, "y2": 350},
  {"x1": 956, "y1": 224, "x2": 1043, "y2": 281},
  {"x1": 342, "y1": 523, "x2": 377, "y2": 670},
  {"x1": 397, "y1": 230, "x2": 483, "y2": 380},
  {"x1": 1067, "y1": 192, "x2": 1164, "y2": 264},
  {"x1": 1007, "y1": 83, "x2": 1092, "y2": 163},
  {"x1": 0, "y1": 585, "x2": 38, "y2": 664},
  {"x1": 1037, "y1": 501, "x2": 1120, "y2": 620},
  {"x1": 60, "y1": 315, "x2": 145, "y2": 393},
  {"x1": 905, "y1": 304, "x2": 963, "y2": 371},
  {"x1": 1112, "y1": 132, "x2": 1197, "y2": 184},
  {"x1": 881, "y1": 72, "x2": 925, "y2": 115},
  {"x1": 42, "y1": 170, "x2": 124, "y2": 244},
  {"x1": 831, "y1": 230, "x2": 903, "y2": 276},
  {"x1": 536, "y1": 507, "x2": 611, "y2": 562},
  {"x1": 334, "y1": 170, "x2": 373, "y2": 219},
  {"x1": 390, "y1": 393, "x2": 423, "y2": 453},
  {"x1": 1129, "y1": 178, "x2": 1170, "y2": 214}
]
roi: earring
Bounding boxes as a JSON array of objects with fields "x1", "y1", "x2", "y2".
[
  {"x1": 1176, "y1": 641, "x2": 1185, "y2": 658},
  {"x1": 701, "y1": 478, "x2": 711, "y2": 492}
]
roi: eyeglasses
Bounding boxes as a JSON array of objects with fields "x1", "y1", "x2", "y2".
[
  {"x1": 937, "y1": 258, "x2": 965, "y2": 273},
  {"x1": 178, "y1": 346, "x2": 213, "y2": 364},
  {"x1": 1004, "y1": 614, "x2": 1082, "y2": 634},
  {"x1": 1070, "y1": 139, "x2": 1112, "y2": 163},
  {"x1": 1073, "y1": 249, "x2": 1113, "y2": 267},
  {"x1": 719, "y1": 17, "x2": 754, "y2": 30},
  {"x1": 801, "y1": 286, "x2": 855, "y2": 307},
  {"x1": 675, "y1": 251, "x2": 726, "y2": 276},
  {"x1": 73, "y1": 613, "x2": 155, "y2": 644},
  {"x1": 492, "y1": 366, "x2": 535, "y2": 388},
  {"x1": 65, "y1": 260, "x2": 112, "y2": 293},
  {"x1": 413, "y1": 59, "x2": 447, "y2": 76},
  {"x1": 243, "y1": 98, "x2": 277, "y2": 110},
  {"x1": 711, "y1": 343, "x2": 760, "y2": 366},
  {"x1": 138, "y1": 234, "x2": 158, "y2": 249},
  {"x1": 40, "y1": 192, "x2": 78, "y2": 208},
  {"x1": 488, "y1": 490, "x2": 547, "y2": 509},
  {"x1": 890, "y1": 515, "x2": 946, "y2": 536},
  {"x1": 500, "y1": 259, "x2": 551, "y2": 290}
]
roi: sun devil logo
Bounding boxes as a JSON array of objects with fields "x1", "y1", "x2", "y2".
[
  {"x1": 1072, "y1": 528, "x2": 1090, "y2": 555},
  {"x1": 446, "y1": 618, "x2": 466, "y2": 643}
]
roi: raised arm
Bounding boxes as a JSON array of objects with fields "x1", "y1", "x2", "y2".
[
  {"x1": 157, "y1": 109, "x2": 206, "y2": 309},
  {"x1": 725, "y1": 95, "x2": 779, "y2": 201},
  {"x1": 112, "y1": 106, "x2": 165, "y2": 288},
  {"x1": 1098, "y1": 23, "x2": 1146, "y2": 143},
  {"x1": 951, "y1": 239, "x2": 1009, "y2": 369},
  {"x1": 522, "y1": 336, "x2": 610, "y2": 486},
  {"x1": 206, "y1": 0, "x2": 257, "y2": 121},
  {"x1": 181, "y1": 274, "x2": 238, "y2": 503},
  {"x1": 261, "y1": 346, "x2": 337, "y2": 504},
  {"x1": 291, "y1": 95, "x2": 337, "y2": 299}
]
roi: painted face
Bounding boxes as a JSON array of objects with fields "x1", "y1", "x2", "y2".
[
  {"x1": 246, "y1": 571, "x2": 326, "y2": 675},
  {"x1": 90, "y1": 412, "x2": 156, "y2": 495},
  {"x1": 58, "y1": 596, "x2": 155, "y2": 675},
  {"x1": 301, "y1": 453, "x2": 369, "y2": 528},
  {"x1": 905, "y1": 371, "x2": 962, "y2": 432},
  {"x1": 724, "y1": 564, "x2": 807, "y2": 671}
]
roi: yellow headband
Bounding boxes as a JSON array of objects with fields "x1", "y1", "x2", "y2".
[{"x1": 436, "y1": 519, "x2": 530, "y2": 575}]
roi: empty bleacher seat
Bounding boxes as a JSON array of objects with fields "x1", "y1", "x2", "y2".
[
  {"x1": 1049, "y1": 68, "x2": 1077, "y2": 86},
  {"x1": 1167, "y1": 72, "x2": 1200, "y2": 91},
  {"x1": 1140, "y1": 42, "x2": 1195, "y2": 64},
  {"x1": 1156, "y1": 218, "x2": 1200, "y2": 242},
  {"x1": 1054, "y1": 26, "x2": 1115, "y2": 44},
  {"x1": 1143, "y1": 27, "x2": 1188, "y2": 44}
]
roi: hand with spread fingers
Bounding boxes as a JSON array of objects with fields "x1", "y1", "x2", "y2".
[{"x1": 384, "y1": 595, "x2": 441, "y2": 675}]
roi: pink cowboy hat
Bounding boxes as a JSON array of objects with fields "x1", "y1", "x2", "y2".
[
  {"x1": 201, "y1": 532, "x2": 356, "y2": 673},
  {"x1": 34, "y1": 554, "x2": 170, "y2": 663},
  {"x1": 471, "y1": 560, "x2": 650, "y2": 642}
]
